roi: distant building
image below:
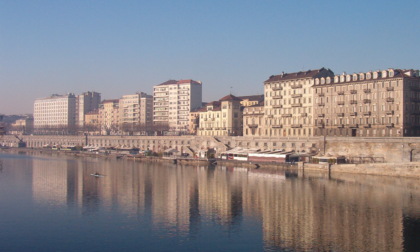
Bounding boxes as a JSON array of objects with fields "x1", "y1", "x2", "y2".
[
  {"x1": 197, "y1": 94, "x2": 243, "y2": 136},
  {"x1": 119, "y1": 92, "x2": 153, "y2": 135},
  {"x1": 33, "y1": 94, "x2": 76, "y2": 133},
  {"x1": 243, "y1": 101, "x2": 264, "y2": 136},
  {"x1": 153, "y1": 79, "x2": 202, "y2": 133},
  {"x1": 76, "y1": 91, "x2": 101, "y2": 127},
  {"x1": 98, "y1": 99, "x2": 120, "y2": 135},
  {"x1": 312, "y1": 68, "x2": 420, "y2": 137},
  {"x1": 84, "y1": 110, "x2": 100, "y2": 135},
  {"x1": 10, "y1": 116, "x2": 34, "y2": 135}
]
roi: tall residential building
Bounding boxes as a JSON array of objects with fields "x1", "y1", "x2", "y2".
[
  {"x1": 98, "y1": 99, "x2": 120, "y2": 135},
  {"x1": 197, "y1": 94, "x2": 243, "y2": 136},
  {"x1": 263, "y1": 68, "x2": 335, "y2": 137},
  {"x1": 76, "y1": 91, "x2": 101, "y2": 127},
  {"x1": 119, "y1": 92, "x2": 153, "y2": 134},
  {"x1": 153, "y1": 79, "x2": 202, "y2": 133},
  {"x1": 33, "y1": 94, "x2": 76, "y2": 132},
  {"x1": 312, "y1": 68, "x2": 420, "y2": 137}
]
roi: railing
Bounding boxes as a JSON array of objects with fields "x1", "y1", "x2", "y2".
[
  {"x1": 337, "y1": 113, "x2": 345, "y2": 117},
  {"x1": 318, "y1": 114, "x2": 325, "y2": 117},
  {"x1": 386, "y1": 97, "x2": 394, "y2": 102},
  {"x1": 385, "y1": 110, "x2": 394, "y2": 115},
  {"x1": 272, "y1": 105, "x2": 282, "y2": 109},
  {"x1": 272, "y1": 125, "x2": 282, "y2": 128},
  {"x1": 337, "y1": 101, "x2": 345, "y2": 105},
  {"x1": 350, "y1": 112, "x2": 357, "y2": 116},
  {"x1": 300, "y1": 113, "x2": 307, "y2": 117},
  {"x1": 363, "y1": 111, "x2": 371, "y2": 116},
  {"x1": 291, "y1": 84, "x2": 302, "y2": 89},
  {"x1": 291, "y1": 103, "x2": 302, "y2": 107},
  {"x1": 272, "y1": 87, "x2": 283, "y2": 91},
  {"x1": 337, "y1": 91, "x2": 345, "y2": 95},
  {"x1": 386, "y1": 87, "x2": 394, "y2": 91},
  {"x1": 291, "y1": 124, "x2": 302, "y2": 128},
  {"x1": 318, "y1": 93, "x2": 325, "y2": 97},
  {"x1": 363, "y1": 89, "x2": 371, "y2": 93},
  {"x1": 364, "y1": 124, "x2": 371, "y2": 128},
  {"x1": 350, "y1": 90, "x2": 357, "y2": 94},
  {"x1": 282, "y1": 114, "x2": 292, "y2": 117},
  {"x1": 386, "y1": 123, "x2": 394, "y2": 128},
  {"x1": 349, "y1": 124, "x2": 359, "y2": 128},
  {"x1": 318, "y1": 103, "x2": 325, "y2": 106},
  {"x1": 291, "y1": 94, "x2": 302, "y2": 98},
  {"x1": 363, "y1": 99, "x2": 371, "y2": 104},
  {"x1": 350, "y1": 100, "x2": 357, "y2": 104},
  {"x1": 272, "y1": 95, "x2": 283, "y2": 99}
]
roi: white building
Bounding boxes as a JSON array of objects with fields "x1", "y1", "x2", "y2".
[
  {"x1": 76, "y1": 91, "x2": 101, "y2": 127},
  {"x1": 33, "y1": 94, "x2": 76, "y2": 133},
  {"x1": 119, "y1": 92, "x2": 153, "y2": 133},
  {"x1": 153, "y1": 79, "x2": 202, "y2": 133}
]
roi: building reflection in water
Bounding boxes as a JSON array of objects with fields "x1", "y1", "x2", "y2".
[{"x1": 28, "y1": 156, "x2": 420, "y2": 251}]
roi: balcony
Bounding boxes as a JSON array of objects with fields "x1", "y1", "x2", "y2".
[
  {"x1": 350, "y1": 112, "x2": 357, "y2": 116},
  {"x1": 337, "y1": 124, "x2": 345, "y2": 128},
  {"x1": 291, "y1": 124, "x2": 302, "y2": 128},
  {"x1": 272, "y1": 125, "x2": 282, "y2": 128},
  {"x1": 318, "y1": 93, "x2": 325, "y2": 97},
  {"x1": 301, "y1": 113, "x2": 308, "y2": 117},
  {"x1": 363, "y1": 89, "x2": 371, "y2": 93},
  {"x1": 349, "y1": 124, "x2": 359, "y2": 128},
  {"x1": 350, "y1": 100, "x2": 357, "y2": 105},
  {"x1": 273, "y1": 105, "x2": 282, "y2": 109},
  {"x1": 291, "y1": 84, "x2": 303, "y2": 89},
  {"x1": 248, "y1": 124, "x2": 258, "y2": 129},
  {"x1": 363, "y1": 111, "x2": 371, "y2": 116},
  {"x1": 386, "y1": 87, "x2": 394, "y2": 91},
  {"x1": 386, "y1": 123, "x2": 394, "y2": 128},
  {"x1": 337, "y1": 113, "x2": 345, "y2": 117},
  {"x1": 272, "y1": 87, "x2": 283, "y2": 91},
  {"x1": 363, "y1": 99, "x2": 371, "y2": 104},
  {"x1": 350, "y1": 90, "x2": 357, "y2": 94},
  {"x1": 318, "y1": 103, "x2": 325, "y2": 106},
  {"x1": 364, "y1": 124, "x2": 371, "y2": 128},
  {"x1": 386, "y1": 97, "x2": 394, "y2": 102},
  {"x1": 282, "y1": 114, "x2": 292, "y2": 117},
  {"x1": 291, "y1": 103, "x2": 302, "y2": 107},
  {"x1": 291, "y1": 94, "x2": 302, "y2": 98},
  {"x1": 272, "y1": 95, "x2": 283, "y2": 99},
  {"x1": 337, "y1": 91, "x2": 345, "y2": 95},
  {"x1": 317, "y1": 123, "x2": 325, "y2": 128},
  {"x1": 318, "y1": 114, "x2": 325, "y2": 118},
  {"x1": 386, "y1": 110, "x2": 394, "y2": 115},
  {"x1": 337, "y1": 101, "x2": 345, "y2": 105}
]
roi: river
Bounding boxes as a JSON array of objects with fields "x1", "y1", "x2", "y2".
[{"x1": 0, "y1": 150, "x2": 419, "y2": 251}]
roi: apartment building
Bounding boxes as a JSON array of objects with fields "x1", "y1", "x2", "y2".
[
  {"x1": 119, "y1": 92, "x2": 153, "y2": 133},
  {"x1": 313, "y1": 69, "x2": 420, "y2": 137},
  {"x1": 33, "y1": 94, "x2": 76, "y2": 132},
  {"x1": 263, "y1": 68, "x2": 334, "y2": 137},
  {"x1": 99, "y1": 99, "x2": 120, "y2": 135},
  {"x1": 76, "y1": 91, "x2": 101, "y2": 127},
  {"x1": 243, "y1": 101, "x2": 264, "y2": 136},
  {"x1": 10, "y1": 116, "x2": 34, "y2": 135},
  {"x1": 84, "y1": 110, "x2": 100, "y2": 134},
  {"x1": 197, "y1": 94, "x2": 243, "y2": 136},
  {"x1": 153, "y1": 79, "x2": 202, "y2": 133}
]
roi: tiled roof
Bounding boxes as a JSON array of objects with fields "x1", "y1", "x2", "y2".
[
  {"x1": 157, "y1": 79, "x2": 201, "y2": 86},
  {"x1": 265, "y1": 68, "x2": 334, "y2": 82},
  {"x1": 219, "y1": 94, "x2": 242, "y2": 102},
  {"x1": 238, "y1": 94, "x2": 264, "y2": 102}
]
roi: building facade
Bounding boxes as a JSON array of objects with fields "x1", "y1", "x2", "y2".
[
  {"x1": 10, "y1": 116, "x2": 34, "y2": 135},
  {"x1": 119, "y1": 92, "x2": 153, "y2": 134},
  {"x1": 262, "y1": 68, "x2": 335, "y2": 137},
  {"x1": 98, "y1": 99, "x2": 120, "y2": 135},
  {"x1": 313, "y1": 69, "x2": 420, "y2": 137},
  {"x1": 197, "y1": 94, "x2": 243, "y2": 136},
  {"x1": 76, "y1": 91, "x2": 101, "y2": 127},
  {"x1": 33, "y1": 94, "x2": 77, "y2": 133},
  {"x1": 153, "y1": 79, "x2": 202, "y2": 133},
  {"x1": 243, "y1": 101, "x2": 265, "y2": 136}
]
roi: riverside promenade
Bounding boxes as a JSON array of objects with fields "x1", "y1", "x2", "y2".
[{"x1": 2, "y1": 134, "x2": 420, "y2": 167}]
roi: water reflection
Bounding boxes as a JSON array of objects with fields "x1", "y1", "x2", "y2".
[{"x1": 1, "y1": 152, "x2": 420, "y2": 251}]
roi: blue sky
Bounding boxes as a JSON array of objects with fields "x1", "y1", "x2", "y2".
[{"x1": 1, "y1": 0, "x2": 419, "y2": 114}]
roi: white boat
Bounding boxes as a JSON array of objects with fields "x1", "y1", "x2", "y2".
[{"x1": 90, "y1": 173, "x2": 104, "y2": 177}]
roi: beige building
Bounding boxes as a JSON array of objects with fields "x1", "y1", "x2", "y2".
[
  {"x1": 33, "y1": 94, "x2": 77, "y2": 133},
  {"x1": 119, "y1": 92, "x2": 153, "y2": 134},
  {"x1": 99, "y1": 99, "x2": 120, "y2": 135},
  {"x1": 153, "y1": 79, "x2": 202, "y2": 133},
  {"x1": 197, "y1": 94, "x2": 243, "y2": 136},
  {"x1": 262, "y1": 68, "x2": 334, "y2": 137},
  {"x1": 84, "y1": 110, "x2": 100, "y2": 134},
  {"x1": 243, "y1": 101, "x2": 265, "y2": 136},
  {"x1": 10, "y1": 116, "x2": 34, "y2": 135},
  {"x1": 313, "y1": 68, "x2": 420, "y2": 137},
  {"x1": 188, "y1": 110, "x2": 200, "y2": 135}
]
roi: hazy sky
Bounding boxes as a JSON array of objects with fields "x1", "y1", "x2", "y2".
[{"x1": 1, "y1": 0, "x2": 419, "y2": 114}]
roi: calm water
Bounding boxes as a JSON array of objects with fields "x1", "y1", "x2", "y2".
[{"x1": 0, "y1": 151, "x2": 419, "y2": 252}]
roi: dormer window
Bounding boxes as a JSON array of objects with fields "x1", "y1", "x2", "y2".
[{"x1": 207, "y1": 106, "x2": 213, "y2": 111}]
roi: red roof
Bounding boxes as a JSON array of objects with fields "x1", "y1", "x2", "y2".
[{"x1": 219, "y1": 94, "x2": 242, "y2": 102}]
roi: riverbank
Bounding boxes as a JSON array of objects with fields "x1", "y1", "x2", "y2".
[{"x1": 1, "y1": 147, "x2": 419, "y2": 178}]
